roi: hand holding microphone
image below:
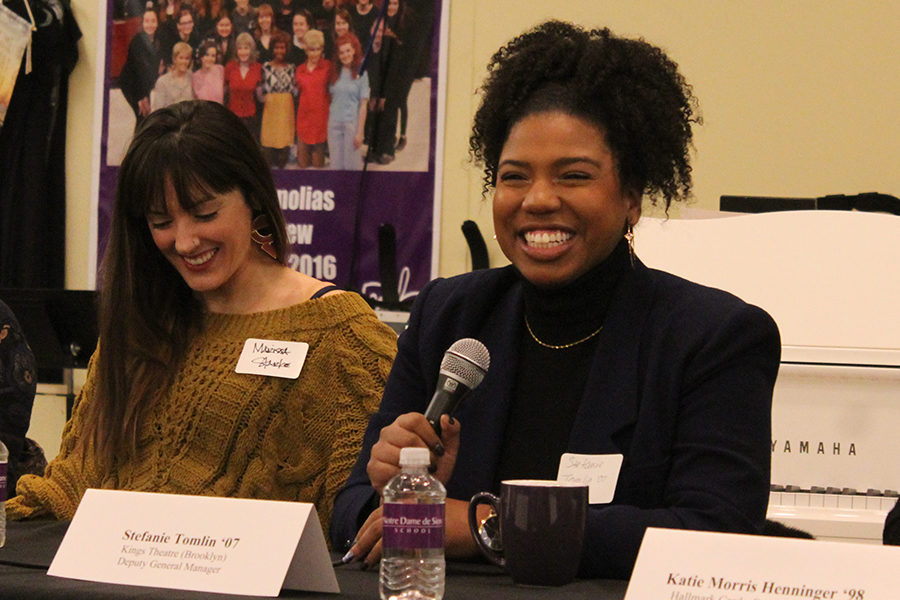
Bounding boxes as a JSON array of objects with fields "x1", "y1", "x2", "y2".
[
  {"x1": 356, "y1": 339, "x2": 491, "y2": 567},
  {"x1": 423, "y1": 338, "x2": 491, "y2": 435},
  {"x1": 367, "y1": 339, "x2": 490, "y2": 492}
]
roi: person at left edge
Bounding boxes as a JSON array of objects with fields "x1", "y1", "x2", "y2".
[{"x1": 5, "y1": 100, "x2": 398, "y2": 543}]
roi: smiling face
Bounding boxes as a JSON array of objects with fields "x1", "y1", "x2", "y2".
[
  {"x1": 236, "y1": 43, "x2": 251, "y2": 63},
  {"x1": 142, "y1": 10, "x2": 158, "y2": 36},
  {"x1": 293, "y1": 14, "x2": 310, "y2": 38},
  {"x1": 216, "y1": 15, "x2": 232, "y2": 37},
  {"x1": 338, "y1": 41, "x2": 354, "y2": 67},
  {"x1": 172, "y1": 48, "x2": 192, "y2": 74},
  {"x1": 258, "y1": 11, "x2": 272, "y2": 31},
  {"x1": 387, "y1": 0, "x2": 399, "y2": 16},
  {"x1": 272, "y1": 39, "x2": 287, "y2": 61},
  {"x1": 176, "y1": 12, "x2": 194, "y2": 38},
  {"x1": 146, "y1": 183, "x2": 257, "y2": 308},
  {"x1": 334, "y1": 14, "x2": 349, "y2": 37},
  {"x1": 306, "y1": 43, "x2": 323, "y2": 65},
  {"x1": 201, "y1": 45, "x2": 218, "y2": 69},
  {"x1": 492, "y1": 111, "x2": 641, "y2": 289}
]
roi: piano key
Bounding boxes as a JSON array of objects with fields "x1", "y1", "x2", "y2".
[
  {"x1": 808, "y1": 486, "x2": 826, "y2": 508},
  {"x1": 785, "y1": 485, "x2": 808, "y2": 507},
  {"x1": 837, "y1": 489, "x2": 855, "y2": 510},
  {"x1": 820, "y1": 486, "x2": 841, "y2": 508},
  {"x1": 769, "y1": 484, "x2": 785, "y2": 506},
  {"x1": 852, "y1": 496, "x2": 870, "y2": 510},
  {"x1": 865, "y1": 489, "x2": 883, "y2": 510}
]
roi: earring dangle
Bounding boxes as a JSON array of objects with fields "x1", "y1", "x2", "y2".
[
  {"x1": 624, "y1": 222, "x2": 635, "y2": 268},
  {"x1": 251, "y1": 214, "x2": 278, "y2": 261}
]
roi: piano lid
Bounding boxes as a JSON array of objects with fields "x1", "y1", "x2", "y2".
[{"x1": 635, "y1": 211, "x2": 900, "y2": 366}]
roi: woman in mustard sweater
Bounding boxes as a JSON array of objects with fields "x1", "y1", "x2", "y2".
[{"x1": 6, "y1": 100, "x2": 397, "y2": 541}]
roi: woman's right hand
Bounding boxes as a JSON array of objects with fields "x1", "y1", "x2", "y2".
[
  {"x1": 353, "y1": 413, "x2": 464, "y2": 567},
  {"x1": 352, "y1": 496, "x2": 486, "y2": 568},
  {"x1": 366, "y1": 412, "x2": 460, "y2": 493}
]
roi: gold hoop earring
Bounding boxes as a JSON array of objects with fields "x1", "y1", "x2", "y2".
[{"x1": 251, "y1": 214, "x2": 278, "y2": 261}]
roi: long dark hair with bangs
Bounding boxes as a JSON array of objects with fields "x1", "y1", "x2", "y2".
[{"x1": 82, "y1": 100, "x2": 288, "y2": 465}]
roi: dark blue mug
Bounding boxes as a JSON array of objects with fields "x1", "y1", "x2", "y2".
[{"x1": 468, "y1": 479, "x2": 588, "y2": 586}]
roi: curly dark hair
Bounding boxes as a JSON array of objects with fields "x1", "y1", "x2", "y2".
[{"x1": 469, "y1": 20, "x2": 701, "y2": 211}]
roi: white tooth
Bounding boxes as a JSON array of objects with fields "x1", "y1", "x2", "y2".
[
  {"x1": 185, "y1": 249, "x2": 214, "y2": 265},
  {"x1": 524, "y1": 231, "x2": 573, "y2": 247}
]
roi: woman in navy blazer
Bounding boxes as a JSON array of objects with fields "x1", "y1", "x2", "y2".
[{"x1": 332, "y1": 21, "x2": 780, "y2": 579}]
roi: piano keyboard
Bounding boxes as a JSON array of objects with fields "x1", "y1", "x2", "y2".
[{"x1": 768, "y1": 486, "x2": 898, "y2": 543}]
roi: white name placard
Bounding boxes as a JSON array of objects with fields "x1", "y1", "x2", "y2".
[
  {"x1": 557, "y1": 453, "x2": 622, "y2": 504},
  {"x1": 235, "y1": 338, "x2": 309, "y2": 379},
  {"x1": 626, "y1": 527, "x2": 900, "y2": 600},
  {"x1": 48, "y1": 489, "x2": 339, "y2": 597}
]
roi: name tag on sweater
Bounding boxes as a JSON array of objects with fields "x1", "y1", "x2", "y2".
[
  {"x1": 48, "y1": 489, "x2": 339, "y2": 596},
  {"x1": 235, "y1": 338, "x2": 308, "y2": 379}
]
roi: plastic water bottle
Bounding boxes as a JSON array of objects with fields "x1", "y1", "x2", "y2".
[
  {"x1": 379, "y1": 446, "x2": 446, "y2": 600},
  {"x1": 0, "y1": 440, "x2": 8, "y2": 547}
]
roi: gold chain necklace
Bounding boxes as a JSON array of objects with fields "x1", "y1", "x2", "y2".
[{"x1": 524, "y1": 316, "x2": 603, "y2": 350}]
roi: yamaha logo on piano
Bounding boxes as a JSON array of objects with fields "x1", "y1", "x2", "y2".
[{"x1": 772, "y1": 440, "x2": 857, "y2": 456}]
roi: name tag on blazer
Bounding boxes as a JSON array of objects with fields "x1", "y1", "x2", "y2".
[{"x1": 557, "y1": 453, "x2": 623, "y2": 504}]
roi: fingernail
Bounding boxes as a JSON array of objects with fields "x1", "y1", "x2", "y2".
[
  {"x1": 431, "y1": 442, "x2": 445, "y2": 456},
  {"x1": 340, "y1": 550, "x2": 356, "y2": 564}
]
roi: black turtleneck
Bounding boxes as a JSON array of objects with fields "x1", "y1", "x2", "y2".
[{"x1": 496, "y1": 240, "x2": 629, "y2": 483}]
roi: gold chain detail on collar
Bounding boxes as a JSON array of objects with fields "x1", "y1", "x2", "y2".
[{"x1": 524, "y1": 315, "x2": 603, "y2": 350}]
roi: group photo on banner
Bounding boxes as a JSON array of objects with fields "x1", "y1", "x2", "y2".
[{"x1": 98, "y1": 0, "x2": 445, "y2": 300}]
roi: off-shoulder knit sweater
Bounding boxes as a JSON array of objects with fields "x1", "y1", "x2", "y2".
[{"x1": 7, "y1": 292, "x2": 397, "y2": 543}]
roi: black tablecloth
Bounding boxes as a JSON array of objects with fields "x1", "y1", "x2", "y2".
[{"x1": 0, "y1": 521, "x2": 628, "y2": 599}]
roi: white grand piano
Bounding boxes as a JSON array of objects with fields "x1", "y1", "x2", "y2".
[{"x1": 636, "y1": 210, "x2": 900, "y2": 544}]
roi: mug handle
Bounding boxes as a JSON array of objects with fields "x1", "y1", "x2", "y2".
[{"x1": 468, "y1": 491, "x2": 504, "y2": 567}]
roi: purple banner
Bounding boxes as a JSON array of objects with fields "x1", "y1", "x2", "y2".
[{"x1": 98, "y1": 0, "x2": 444, "y2": 300}]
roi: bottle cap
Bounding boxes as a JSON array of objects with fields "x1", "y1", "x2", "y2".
[{"x1": 399, "y1": 447, "x2": 430, "y2": 467}]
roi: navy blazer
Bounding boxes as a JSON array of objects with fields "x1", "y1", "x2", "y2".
[{"x1": 332, "y1": 259, "x2": 780, "y2": 578}]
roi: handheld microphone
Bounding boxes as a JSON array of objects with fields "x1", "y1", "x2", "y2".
[{"x1": 423, "y1": 338, "x2": 490, "y2": 435}]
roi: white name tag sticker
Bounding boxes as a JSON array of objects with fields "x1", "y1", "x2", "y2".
[
  {"x1": 235, "y1": 338, "x2": 308, "y2": 379},
  {"x1": 48, "y1": 489, "x2": 339, "y2": 597},
  {"x1": 626, "y1": 527, "x2": 900, "y2": 600},
  {"x1": 556, "y1": 452, "x2": 622, "y2": 504}
]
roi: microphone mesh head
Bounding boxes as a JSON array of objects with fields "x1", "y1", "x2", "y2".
[{"x1": 440, "y1": 338, "x2": 490, "y2": 389}]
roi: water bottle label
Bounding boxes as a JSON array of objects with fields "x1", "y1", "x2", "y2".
[
  {"x1": 382, "y1": 503, "x2": 444, "y2": 549},
  {"x1": 0, "y1": 462, "x2": 6, "y2": 502}
]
